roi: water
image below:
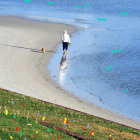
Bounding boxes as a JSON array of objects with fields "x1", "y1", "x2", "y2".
[{"x1": 0, "y1": 0, "x2": 140, "y2": 122}]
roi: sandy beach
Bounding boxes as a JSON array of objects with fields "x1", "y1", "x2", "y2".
[{"x1": 0, "y1": 16, "x2": 140, "y2": 130}]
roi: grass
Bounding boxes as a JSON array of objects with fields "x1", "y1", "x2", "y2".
[
  {"x1": 0, "y1": 112, "x2": 75, "y2": 140},
  {"x1": 0, "y1": 88, "x2": 140, "y2": 140}
]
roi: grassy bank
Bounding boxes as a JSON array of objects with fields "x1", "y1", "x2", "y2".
[{"x1": 0, "y1": 89, "x2": 140, "y2": 140}]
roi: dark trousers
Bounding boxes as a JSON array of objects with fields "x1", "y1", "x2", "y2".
[{"x1": 63, "y1": 42, "x2": 68, "y2": 50}]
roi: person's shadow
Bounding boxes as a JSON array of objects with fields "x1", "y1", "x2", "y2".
[{"x1": 0, "y1": 44, "x2": 56, "y2": 53}]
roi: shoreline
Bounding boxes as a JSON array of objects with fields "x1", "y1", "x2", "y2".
[{"x1": 0, "y1": 15, "x2": 140, "y2": 130}]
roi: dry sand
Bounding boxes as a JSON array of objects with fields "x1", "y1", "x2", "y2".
[{"x1": 0, "y1": 16, "x2": 140, "y2": 130}]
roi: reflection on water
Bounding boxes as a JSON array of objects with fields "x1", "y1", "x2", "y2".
[{"x1": 58, "y1": 55, "x2": 68, "y2": 84}]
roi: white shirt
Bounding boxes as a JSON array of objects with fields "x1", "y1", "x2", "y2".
[{"x1": 62, "y1": 33, "x2": 70, "y2": 43}]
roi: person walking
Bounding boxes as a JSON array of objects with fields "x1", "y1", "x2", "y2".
[{"x1": 62, "y1": 30, "x2": 71, "y2": 55}]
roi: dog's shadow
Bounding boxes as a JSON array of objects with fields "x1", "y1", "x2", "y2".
[{"x1": 0, "y1": 44, "x2": 56, "y2": 54}]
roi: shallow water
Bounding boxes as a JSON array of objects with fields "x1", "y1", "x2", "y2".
[{"x1": 0, "y1": 0, "x2": 140, "y2": 122}]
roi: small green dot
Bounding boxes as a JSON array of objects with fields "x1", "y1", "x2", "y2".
[
  {"x1": 76, "y1": 6, "x2": 82, "y2": 9},
  {"x1": 24, "y1": 0, "x2": 31, "y2": 3},
  {"x1": 8, "y1": 133, "x2": 11, "y2": 136},
  {"x1": 47, "y1": 129, "x2": 50, "y2": 132},
  {"x1": 125, "y1": 89, "x2": 128, "y2": 92},
  {"x1": 86, "y1": 4, "x2": 89, "y2": 7},
  {"x1": 47, "y1": 2, "x2": 54, "y2": 5}
]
